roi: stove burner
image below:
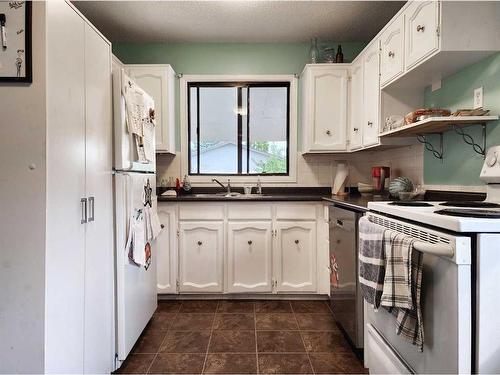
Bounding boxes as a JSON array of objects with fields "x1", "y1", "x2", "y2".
[
  {"x1": 389, "y1": 201, "x2": 433, "y2": 207},
  {"x1": 435, "y1": 209, "x2": 500, "y2": 218},
  {"x1": 439, "y1": 201, "x2": 500, "y2": 208}
]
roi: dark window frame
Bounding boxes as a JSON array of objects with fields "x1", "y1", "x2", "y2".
[{"x1": 187, "y1": 81, "x2": 291, "y2": 176}]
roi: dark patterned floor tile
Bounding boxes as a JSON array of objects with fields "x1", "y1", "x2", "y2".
[
  {"x1": 116, "y1": 354, "x2": 155, "y2": 374},
  {"x1": 217, "y1": 300, "x2": 255, "y2": 313},
  {"x1": 132, "y1": 330, "x2": 167, "y2": 354},
  {"x1": 291, "y1": 300, "x2": 331, "y2": 314},
  {"x1": 256, "y1": 331, "x2": 305, "y2": 353},
  {"x1": 203, "y1": 353, "x2": 257, "y2": 374},
  {"x1": 309, "y1": 352, "x2": 366, "y2": 374},
  {"x1": 156, "y1": 300, "x2": 182, "y2": 313},
  {"x1": 209, "y1": 330, "x2": 256, "y2": 353},
  {"x1": 148, "y1": 353, "x2": 205, "y2": 374},
  {"x1": 301, "y1": 331, "x2": 351, "y2": 352},
  {"x1": 213, "y1": 313, "x2": 255, "y2": 330},
  {"x1": 159, "y1": 330, "x2": 211, "y2": 353},
  {"x1": 295, "y1": 313, "x2": 338, "y2": 331},
  {"x1": 170, "y1": 313, "x2": 214, "y2": 330},
  {"x1": 255, "y1": 313, "x2": 298, "y2": 330},
  {"x1": 180, "y1": 300, "x2": 219, "y2": 313},
  {"x1": 147, "y1": 313, "x2": 176, "y2": 331},
  {"x1": 254, "y1": 300, "x2": 292, "y2": 313},
  {"x1": 258, "y1": 354, "x2": 312, "y2": 374}
]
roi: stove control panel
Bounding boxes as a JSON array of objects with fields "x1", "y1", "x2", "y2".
[{"x1": 480, "y1": 145, "x2": 500, "y2": 183}]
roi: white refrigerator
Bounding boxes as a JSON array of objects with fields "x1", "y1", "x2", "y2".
[{"x1": 112, "y1": 63, "x2": 158, "y2": 367}]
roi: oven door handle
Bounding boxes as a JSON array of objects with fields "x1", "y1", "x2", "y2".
[{"x1": 413, "y1": 241, "x2": 454, "y2": 258}]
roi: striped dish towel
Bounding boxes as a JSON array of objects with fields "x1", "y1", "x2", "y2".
[
  {"x1": 381, "y1": 231, "x2": 424, "y2": 352},
  {"x1": 358, "y1": 216, "x2": 386, "y2": 309}
]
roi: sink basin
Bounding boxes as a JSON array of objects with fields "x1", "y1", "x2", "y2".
[{"x1": 191, "y1": 193, "x2": 267, "y2": 199}]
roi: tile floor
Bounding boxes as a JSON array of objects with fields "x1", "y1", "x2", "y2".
[{"x1": 116, "y1": 300, "x2": 367, "y2": 374}]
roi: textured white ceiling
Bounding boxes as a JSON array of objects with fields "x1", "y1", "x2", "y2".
[{"x1": 73, "y1": 1, "x2": 405, "y2": 43}]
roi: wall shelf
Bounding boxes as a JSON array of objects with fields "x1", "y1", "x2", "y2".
[
  {"x1": 379, "y1": 116, "x2": 499, "y2": 138},
  {"x1": 380, "y1": 115, "x2": 499, "y2": 160}
]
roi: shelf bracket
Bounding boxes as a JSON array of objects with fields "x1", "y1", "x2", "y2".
[
  {"x1": 452, "y1": 124, "x2": 487, "y2": 158},
  {"x1": 417, "y1": 134, "x2": 443, "y2": 160}
]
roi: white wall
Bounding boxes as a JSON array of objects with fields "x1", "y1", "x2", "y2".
[{"x1": 0, "y1": 2, "x2": 47, "y2": 372}]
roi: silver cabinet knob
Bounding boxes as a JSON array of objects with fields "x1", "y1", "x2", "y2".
[
  {"x1": 353, "y1": 128, "x2": 359, "y2": 132},
  {"x1": 197, "y1": 241, "x2": 202, "y2": 246},
  {"x1": 294, "y1": 239, "x2": 299, "y2": 244},
  {"x1": 326, "y1": 130, "x2": 331, "y2": 136},
  {"x1": 388, "y1": 51, "x2": 395, "y2": 58},
  {"x1": 416, "y1": 25, "x2": 425, "y2": 32},
  {"x1": 248, "y1": 240, "x2": 253, "y2": 245},
  {"x1": 367, "y1": 121, "x2": 373, "y2": 126}
]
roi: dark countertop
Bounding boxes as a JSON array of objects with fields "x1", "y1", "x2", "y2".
[
  {"x1": 158, "y1": 194, "x2": 328, "y2": 202},
  {"x1": 323, "y1": 194, "x2": 391, "y2": 212}
]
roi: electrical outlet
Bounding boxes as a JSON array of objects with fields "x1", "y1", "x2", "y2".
[{"x1": 474, "y1": 87, "x2": 483, "y2": 109}]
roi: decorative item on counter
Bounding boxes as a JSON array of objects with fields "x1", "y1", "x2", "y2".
[
  {"x1": 452, "y1": 108, "x2": 490, "y2": 116},
  {"x1": 372, "y1": 166, "x2": 390, "y2": 195},
  {"x1": 323, "y1": 47, "x2": 335, "y2": 63},
  {"x1": 404, "y1": 108, "x2": 451, "y2": 125},
  {"x1": 384, "y1": 115, "x2": 404, "y2": 132},
  {"x1": 332, "y1": 161, "x2": 349, "y2": 196},
  {"x1": 357, "y1": 182, "x2": 373, "y2": 195},
  {"x1": 388, "y1": 176, "x2": 415, "y2": 198},
  {"x1": 182, "y1": 175, "x2": 192, "y2": 194},
  {"x1": 335, "y1": 44, "x2": 344, "y2": 63},
  {"x1": 243, "y1": 185, "x2": 252, "y2": 195},
  {"x1": 309, "y1": 37, "x2": 320, "y2": 63},
  {"x1": 175, "y1": 177, "x2": 181, "y2": 194},
  {"x1": 161, "y1": 189, "x2": 177, "y2": 197}
]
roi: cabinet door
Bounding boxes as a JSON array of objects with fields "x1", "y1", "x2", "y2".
[
  {"x1": 128, "y1": 65, "x2": 176, "y2": 153},
  {"x1": 45, "y1": 2, "x2": 86, "y2": 372},
  {"x1": 156, "y1": 205, "x2": 178, "y2": 294},
  {"x1": 405, "y1": 1, "x2": 440, "y2": 69},
  {"x1": 179, "y1": 222, "x2": 223, "y2": 292},
  {"x1": 83, "y1": 23, "x2": 114, "y2": 374},
  {"x1": 363, "y1": 42, "x2": 381, "y2": 147},
  {"x1": 227, "y1": 222, "x2": 273, "y2": 293},
  {"x1": 380, "y1": 16, "x2": 405, "y2": 85},
  {"x1": 275, "y1": 222, "x2": 317, "y2": 292},
  {"x1": 349, "y1": 61, "x2": 363, "y2": 151},
  {"x1": 304, "y1": 66, "x2": 348, "y2": 151}
]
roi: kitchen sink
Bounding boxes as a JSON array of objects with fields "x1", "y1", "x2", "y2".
[{"x1": 191, "y1": 193, "x2": 267, "y2": 199}]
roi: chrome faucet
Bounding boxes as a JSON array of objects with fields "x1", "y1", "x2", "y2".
[
  {"x1": 256, "y1": 177, "x2": 262, "y2": 195},
  {"x1": 212, "y1": 178, "x2": 231, "y2": 194}
]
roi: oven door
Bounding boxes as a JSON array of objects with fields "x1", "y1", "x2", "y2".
[{"x1": 364, "y1": 213, "x2": 472, "y2": 374}]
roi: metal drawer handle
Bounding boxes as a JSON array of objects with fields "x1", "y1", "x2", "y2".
[
  {"x1": 81, "y1": 198, "x2": 87, "y2": 224},
  {"x1": 367, "y1": 121, "x2": 373, "y2": 126},
  {"x1": 388, "y1": 51, "x2": 395, "y2": 58},
  {"x1": 326, "y1": 129, "x2": 331, "y2": 136},
  {"x1": 294, "y1": 239, "x2": 300, "y2": 244},
  {"x1": 416, "y1": 24, "x2": 425, "y2": 32},
  {"x1": 197, "y1": 241, "x2": 202, "y2": 246},
  {"x1": 248, "y1": 240, "x2": 253, "y2": 245},
  {"x1": 353, "y1": 127, "x2": 359, "y2": 132},
  {"x1": 88, "y1": 197, "x2": 95, "y2": 222}
]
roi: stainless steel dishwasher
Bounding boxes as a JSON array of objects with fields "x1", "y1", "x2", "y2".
[{"x1": 329, "y1": 205, "x2": 364, "y2": 352}]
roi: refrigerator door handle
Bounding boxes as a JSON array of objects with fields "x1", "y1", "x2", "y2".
[
  {"x1": 88, "y1": 197, "x2": 95, "y2": 222},
  {"x1": 81, "y1": 198, "x2": 88, "y2": 224}
]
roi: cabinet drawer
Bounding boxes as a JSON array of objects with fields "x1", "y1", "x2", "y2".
[
  {"x1": 405, "y1": 0, "x2": 440, "y2": 69},
  {"x1": 380, "y1": 16, "x2": 405, "y2": 85},
  {"x1": 275, "y1": 204, "x2": 317, "y2": 220},
  {"x1": 179, "y1": 203, "x2": 224, "y2": 220},
  {"x1": 227, "y1": 203, "x2": 272, "y2": 220}
]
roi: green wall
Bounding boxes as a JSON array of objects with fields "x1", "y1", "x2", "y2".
[
  {"x1": 113, "y1": 42, "x2": 366, "y2": 150},
  {"x1": 423, "y1": 52, "x2": 500, "y2": 186}
]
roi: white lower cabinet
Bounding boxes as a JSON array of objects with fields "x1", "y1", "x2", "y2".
[
  {"x1": 274, "y1": 221, "x2": 317, "y2": 293},
  {"x1": 227, "y1": 222, "x2": 273, "y2": 293},
  {"x1": 178, "y1": 221, "x2": 224, "y2": 293},
  {"x1": 156, "y1": 205, "x2": 177, "y2": 294}
]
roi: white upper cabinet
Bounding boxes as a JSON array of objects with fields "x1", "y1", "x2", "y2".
[
  {"x1": 301, "y1": 65, "x2": 348, "y2": 152},
  {"x1": 127, "y1": 65, "x2": 176, "y2": 154},
  {"x1": 348, "y1": 61, "x2": 363, "y2": 151},
  {"x1": 227, "y1": 222, "x2": 273, "y2": 293},
  {"x1": 362, "y1": 42, "x2": 381, "y2": 147},
  {"x1": 380, "y1": 16, "x2": 405, "y2": 85},
  {"x1": 404, "y1": 1, "x2": 440, "y2": 69},
  {"x1": 178, "y1": 221, "x2": 223, "y2": 293},
  {"x1": 274, "y1": 221, "x2": 317, "y2": 293}
]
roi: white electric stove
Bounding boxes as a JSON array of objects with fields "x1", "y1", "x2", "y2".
[{"x1": 363, "y1": 145, "x2": 500, "y2": 375}]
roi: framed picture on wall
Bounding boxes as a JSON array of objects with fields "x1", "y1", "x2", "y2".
[{"x1": 0, "y1": 1, "x2": 32, "y2": 83}]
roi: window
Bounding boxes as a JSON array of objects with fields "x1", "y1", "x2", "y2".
[{"x1": 188, "y1": 82, "x2": 290, "y2": 176}]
